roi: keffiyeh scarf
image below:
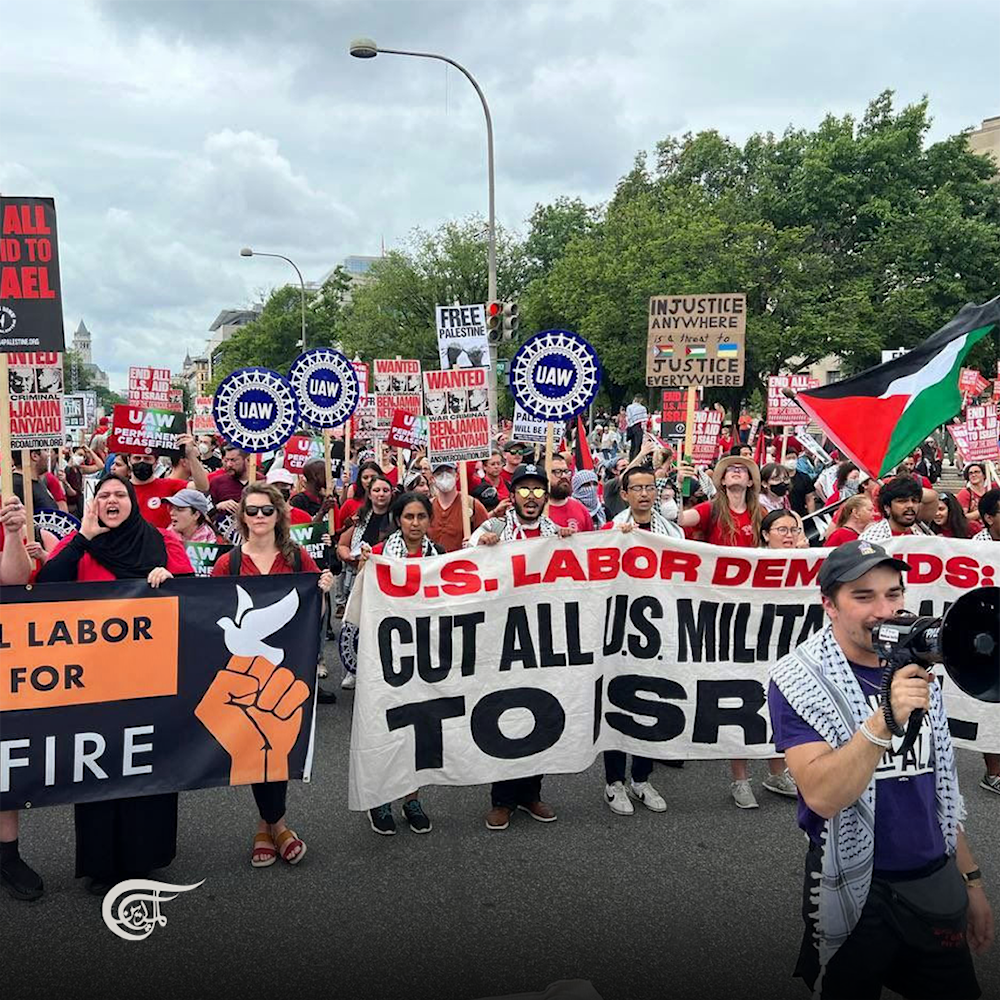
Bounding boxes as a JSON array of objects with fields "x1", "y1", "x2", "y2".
[
  {"x1": 611, "y1": 506, "x2": 683, "y2": 538},
  {"x1": 489, "y1": 507, "x2": 560, "y2": 542},
  {"x1": 769, "y1": 625, "x2": 963, "y2": 979},
  {"x1": 380, "y1": 530, "x2": 439, "y2": 559}
]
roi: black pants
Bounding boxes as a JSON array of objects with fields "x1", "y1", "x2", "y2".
[
  {"x1": 626, "y1": 423, "x2": 644, "y2": 460},
  {"x1": 794, "y1": 843, "x2": 980, "y2": 999},
  {"x1": 252, "y1": 781, "x2": 287, "y2": 825},
  {"x1": 603, "y1": 751, "x2": 653, "y2": 784},
  {"x1": 491, "y1": 776, "x2": 543, "y2": 809}
]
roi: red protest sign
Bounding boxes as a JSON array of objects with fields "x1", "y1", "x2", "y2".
[
  {"x1": 961, "y1": 405, "x2": 999, "y2": 463},
  {"x1": 128, "y1": 366, "x2": 182, "y2": 410},
  {"x1": 660, "y1": 389, "x2": 689, "y2": 437},
  {"x1": 767, "y1": 375, "x2": 819, "y2": 426},
  {"x1": 351, "y1": 360, "x2": 369, "y2": 395},
  {"x1": 108, "y1": 404, "x2": 186, "y2": 456},
  {"x1": 281, "y1": 434, "x2": 324, "y2": 474},
  {"x1": 386, "y1": 410, "x2": 427, "y2": 450},
  {"x1": 690, "y1": 409, "x2": 723, "y2": 464},
  {"x1": 426, "y1": 414, "x2": 491, "y2": 465},
  {"x1": 958, "y1": 367, "x2": 980, "y2": 393}
]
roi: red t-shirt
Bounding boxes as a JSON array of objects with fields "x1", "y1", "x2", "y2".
[
  {"x1": 546, "y1": 498, "x2": 594, "y2": 533},
  {"x1": 825, "y1": 526, "x2": 859, "y2": 547},
  {"x1": 689, "y1": 501, "x2": 756, "y2": 547},
  {"x1": 956, "y1": 487, "x2": 985, "y2": 515},
  {"x1": 209, "y1": 472, "x2": 247, "y2": 505},
  {"x1": 132, "y1": 478, "x2": 189, "y2": 528},
  {"x1": 211, "y1": 546, "x2": 320, "y2": 576},
  {"x1": 289, "y1": 506, "x2": 313, "y2": 525},
  {"x1": 45, "y1": 529, "x2": 194, "y2": 581},
  {"x1": 43, "y1": 472, "x2": 66, "y2": 504},
  {"x1": 339, "y1": 498, "x2": 363, "y2": 526}
]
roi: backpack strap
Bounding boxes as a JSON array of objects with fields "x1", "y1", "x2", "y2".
[
  {"x1": 292, "y1": 546, "x2": 302, "y2": 572},
  {"x1": 229, "y1": 545, "x2": 242, "y2": 575}
]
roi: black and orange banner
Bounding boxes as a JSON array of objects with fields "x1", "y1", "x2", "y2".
[{"x1": 0, "y1": 575, "x2": 322, "y2": 809}]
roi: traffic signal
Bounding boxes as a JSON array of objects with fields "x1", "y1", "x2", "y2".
[
  {"x1": 502, "y1": 301, "x2": 519, "y2": 339},
  {"x1": 486, "y1": 301, "x2": 503, "y2": 343}
]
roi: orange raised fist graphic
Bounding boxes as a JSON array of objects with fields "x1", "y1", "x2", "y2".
[{"x1": 195, "y1": 654, "x2": 311, "y2": 785}]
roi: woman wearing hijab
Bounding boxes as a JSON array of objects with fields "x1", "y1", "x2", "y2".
[{"x1": 36, "y1": 474, "x2": 194, "y2": 894}]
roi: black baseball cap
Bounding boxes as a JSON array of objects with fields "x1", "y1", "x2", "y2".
[
  {"x1": 510, "y1": 463, "x2": 548, "y2": 488},
  {"x1": 818, "y1": 539, "x2": 910, "y2": 592}
]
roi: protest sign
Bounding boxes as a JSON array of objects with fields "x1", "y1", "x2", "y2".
[
  {"x1": 0, "y1": 196, "x2": 64, "y2": 352},
  {"x1": 8, "y1": 351, "x2": 64, "y2": 448},
  {"x1": 646, "y1": 294, "x2": 745, "y2": 388},
  {"x1": 375, "y1": 393, "x2": 422, "y2": 432},
  {"x1": 767, "y1": 375, "x2": 820, "y2": 426},
  {"x1": 508, "y1": 329, "x2": 601, "y2": 421},
  {"x1": 387, "y1": 410, "x2": 427, "y2": 451},
  {"x1": 374, "y1": 358, "x2": 422, "y2": 394},
  {"x1": 793, "y1": 426, "x2": 833, "y2": 465},
  {"x1": 436, "y1": 304, "x2": 490, "y2": 370},
  {"x1": 512, "y1": 404, "x2": 549, "y2": 445},
  {"x1": 948, "y1": 422, "x2": 971, "y2": 457},
  {"x1": 63, "y1": 392, "x2": 86, "y2": 430},
  {"x1": 0, "y1": 574, "x2": 322, "y2": 810},
  {"x1": 281, "y1": 434, "x2": 324, "y2": 474},
  {"x1": 108, "y1": 404, "x2": 186, "y2": 456},
  {"x1": 344, "y1": 534, "x2": 999, "y2": 809},
  {"x1": 128, "y1": 366, "x2": 181, "y2": 410},
  {"x1": 426, "y1": 414, "x2": 491, "y2": 465},
  {"x1": 288, "y1": 347, "x2": 359, "y2": 428},
  {"x1": 959, "y1": 367, "x2": 981, "y2": 394},
  {"x1": 423, "y1": 366, "x2": 490, "y2": 417},
  {"x1": 185, "y1": 540, "x2": 234, "y2": 577},
  {"x1": 289, "y1": 521, "x2": 327, "y2": 564},
  {"x1": 351, "y1": 360, "x2": 370, "y2": 395},
  {"x1": 192, "y1": 395, "x2": 216, "y2": 434},
  {"x1": 961, "y1": 405, "x2": 1000, "y2": 463},
  {"x1": 213, "y1": 367, "x2": 299, "y2": 453},
  {"x1": 660, "y1": 389, "x2": 690, "y2": 438},
  {"x1": 351, "y1": 393, "x2": 376, "y2": 436},
  {"x1": 33, "y1": 508, "x2": 80, "y2": 541},
  {"x1": 690, "y1": 409, "x2": 723, "y2": 463}
]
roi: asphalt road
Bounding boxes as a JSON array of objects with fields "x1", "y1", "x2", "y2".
[{"x1": 3, "y1": 638, "x2": 998, "y2": 1000}]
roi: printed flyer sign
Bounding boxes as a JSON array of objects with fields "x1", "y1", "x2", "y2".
[
  {"x1": 426, "y1": 414, "x2": 491, "y2": 465},
  {"x1": 108, "y1": 404, "x2": 187, "y2": 456},
  {"x1": 512, "y1": 404, "x2": 549, "y2": 445},
  {"x1": 436, "y1": 303, "x2": 490, "y2": 370},
  {"x1": 423, "y1": 367, "x2": 490, "y2": 417},
  {"x1": 767, "y1": 375, "x2": 820, "y2": 426},
  {"x1": 375, "y1": 393, "x2": 422, "y2": 432},
  {"x1": 647, "y1": 294, "x2": 746, "y2": 388},
  {"x1": 690, "y1": 408, "x2": 723, "y2": 463},
  {"x1": 8, "y1": 350, "x2": 64, "y2": 448},
  {"x1": 386, "y1": 410, "x2": 427, "y2": 451},
  {"x1": 373, "y1": 358, "x2": 422, "y2": 394},
  {"x1": 961, "y1": 405, "x2": 999, "y2": 463}
]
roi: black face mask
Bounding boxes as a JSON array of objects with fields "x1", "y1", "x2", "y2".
[
  {"x1": 769, "y1": 482, "x2": 789, "y2": 496},
  {"x1": 131, "y1": 462, "x2": 155, "y2": 481}
]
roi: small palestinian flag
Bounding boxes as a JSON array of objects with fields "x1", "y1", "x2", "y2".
[
  {"x1": 686, "y1": 345, "x2": 707, "y2": 357},
  {"x1": 652, "y1": 343, "x2": 674, "y2": 358},
  {"x1": 795, "y1": 297, "x2": 1000, "y2": 477}
]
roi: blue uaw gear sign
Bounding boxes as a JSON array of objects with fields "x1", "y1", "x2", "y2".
[
  {"x1": 339, "y1": 621, "x2": 359, "y2": 675},
  {"x1": 33, "y1": 508, "x2": 80, "y2": 540},
  {"x1": 508, "y1": 329, "x2": 601, "y2": 421},
  {"x1": 288, "y1": 348, "x2": 360, "y2": 429},
  {"x1": 213, "y1": 367, "x2": 299, "y2": 453}
]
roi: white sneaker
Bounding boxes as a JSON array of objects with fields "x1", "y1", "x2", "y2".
[
  {"x1": 317, "y1": 662, "x2": 328, "y2": 680},
  {"x1": 763, "y1": 769, "x2": 798, "y2": 798},
  {"x1": 981, "y1": 773, "x2": 1000, "y2": 795},
  {"x1": 629, "y1": 780, "x2": 666, "y2": 812},
  {"x1": 731, "y1": 779, "x2": 759, "y2": 809},
  {"x1": 341, "y1": 673, "x2": 356, "y2": 690},
  {"x1": 605, "y1": 781, "x2": 634, "y2": 816}
]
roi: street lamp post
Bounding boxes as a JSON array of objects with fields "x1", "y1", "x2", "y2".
[
  {"x1": 239, "y1": 247, "x2": 308, "y2": 351},
  {"x1": 349, "y1": 37, "x2": 500, "y2": 424}
]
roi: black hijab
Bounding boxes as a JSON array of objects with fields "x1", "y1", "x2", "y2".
[{"x1": 85, "y1": 474, "x2": 169, "y2": 579}]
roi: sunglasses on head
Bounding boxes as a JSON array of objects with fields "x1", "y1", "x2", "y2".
[
  {"x1": 244, "y1": 504, "x2": 276, "y2": 517},
  {"x1": 515, "y1": 487, "x2": 547, "y2": 499}
]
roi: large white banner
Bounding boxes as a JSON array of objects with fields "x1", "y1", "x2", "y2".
[{"x1": 346, "y1": 535, "x2": 999, "y2": 810}]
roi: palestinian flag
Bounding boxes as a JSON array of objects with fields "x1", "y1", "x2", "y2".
[
  {"x1": 795, "y1": 297, "x2": 1000, "y2": 477},
  {"x1": 574, "y1": 414, "x2": 595, "y2": 471}
]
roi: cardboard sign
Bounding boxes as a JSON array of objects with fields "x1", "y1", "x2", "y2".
[
  {"x1": 108, "y1": 404, "x2": 187, "y2": 456},
  {"x1": 436, "y1": 304, "x2": 490, "y2": 370},
  {"x1": 386, "y1": 410, "x2": 427, "y2": 451},
  {"x1": 767, "y1": 375, "x2": 820, "y2": 426},
  {"x1": 427, "y1": 414, "x2": 491, "y2": 465},
  {"x1": 690, "y1": 409, "x2": 723, "y2": 463},
  {"x1": 961, "y1": 405, "x2": 999, "y2": 463},
  {"x1": 0, "y1": 196, "x2": 65, "y2": 352},
  {"x1": 423, "y1": 367, "x2": 490, "y2": 417},
  {"x1": 373, "y1": 358, "x2": 422, "y2": 394},
  {"x1": 8, "y1": 350, "x2": 64, "y2": 448},
  {"x1": 660, "y1": 389, "x2": 689, "y2": 437},
  {"x1": 646, "y1": 294, "x2": 746, "y2": 387},
  {"x1": 512, "y1": 404, "x2": 549, "y2": 445}
]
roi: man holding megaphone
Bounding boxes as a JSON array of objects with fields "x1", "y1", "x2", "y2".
[{"x1": 767, "y1": 540, "x2": 993, "y2": 999}]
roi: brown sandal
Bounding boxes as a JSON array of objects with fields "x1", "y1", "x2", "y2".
[
  {"x1": 251, "y1": 832, "x2": 277, "y2": 868},
  {"x1": 274, "y1": 827, "x2": 306, "y2": 865}
]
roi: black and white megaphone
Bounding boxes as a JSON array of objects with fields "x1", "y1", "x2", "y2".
[{"x1": 871, "y1": 586, "x2": 999, "y2": 755}]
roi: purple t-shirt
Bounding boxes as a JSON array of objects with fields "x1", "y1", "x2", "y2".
[{"x1": 768, "y1": 661, "x2": 945, "y2": 873}]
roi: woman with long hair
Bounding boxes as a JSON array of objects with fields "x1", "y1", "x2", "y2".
[
  {"x1": 210, "y1": 482, "x2": 333, "y2": 869},
  {"x1": 164, "y1": 488, "x2": 219, "y2": 542},
  {"x1": 337, "y1": 473, "x2": 395, "y2": 564},
  {"x1": 824, "y1": 494, "x2": 875, "y2": 546},
  {"x1": 333, "y1": 460, "x2": 383, "y2": 620},
  {"x1": 931, "y1": 492, "x2": 971, "y2": 538},
  {"x1": 36, "y1": 475, "x2": 194, "y2": 894},
  {"x1": 759, "y1": 463, "x2": 791, "y2": 513},
  {"x1": 826, "y1": 461, "x2": 860, "y2": 506}
]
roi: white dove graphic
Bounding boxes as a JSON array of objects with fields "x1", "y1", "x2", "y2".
[{"x1": 217, "y1": 585, "x2": 300, "y2": 665}]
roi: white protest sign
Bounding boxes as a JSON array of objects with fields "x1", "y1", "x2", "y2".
[
  {"x1": 512, "y1": 404, "x2": 549, "y2": 445},
  {"x1": 345, "y1": 534, "x2": 999, "y2": 809},
  {"x1": 8, "y1": 350, "x2": 64, "y2": 448},
  {"x1": 423, "y1": 367, "x2": 490, "y2": 417},
  {"x1": 426, "y1": 414, "x2": 491, "y2": 465},
  {"x1": 436, "y1": 304, "x2": 490, "y2": 370}
]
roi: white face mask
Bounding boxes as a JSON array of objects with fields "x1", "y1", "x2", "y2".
[
  {"x1": 782, "y1": 459, "x2": 797, "y2": 471},
  {"x1": 198, "y1": 443, "x2": 210, "y2": 456},
  {"x1": 434, "y1": 472, "x2": 456, "y2": 493},
  {"x1": 72, "y1": 454, "x2": 85, "y2": 466},
  {"x1": 660, "y1": 498, "x2": 679, "y2": 521}
]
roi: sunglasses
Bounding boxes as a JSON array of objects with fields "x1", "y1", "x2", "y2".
[
  {"x1": 244, "y1": 504, "x2": 276, "y2": 517},
  {"x1": 515, "y1": 487, "x2": 547, "y2": 499}
]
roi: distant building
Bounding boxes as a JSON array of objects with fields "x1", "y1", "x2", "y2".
[
  {"x1": 181, "y1": 352, "x2": 211, "y2": 396},
  {"x1": 70, "y1": 319, "x2": 110, "y2": 389},
  {"x1": 967, "y1": 115, "x2": 1000, "y2": 172},
  {"x1": 206, "y1": 307, "x2": 261, "y2": 379}
]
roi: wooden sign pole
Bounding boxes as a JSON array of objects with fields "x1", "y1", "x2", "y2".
[
  {"x1": 544, "y1": 422, "x2": 555, "y2": 470},
  {"x1": 20, "y1": 448, "x2": 34, "y2": 529},
  {"x1": 0, "y1": 353, "x2": 13, "y2": 500},
  {"x1": 681, "y1": 388, "x2": 697, "y2": 495},
  {"x1": 248, "y1": 453, "x2": 257, "y2": 484},
  {"x1": 323, "y1": 428, "x2": 335, "y2": 532},
  {"x1": 458, "y1": 460, "x2": 472, "y2": 541}
]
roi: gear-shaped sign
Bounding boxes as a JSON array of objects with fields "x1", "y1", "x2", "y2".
[
  {"x1": 213, "y1": 367, "x2": 300, "y2": 453},
  {"x1": 338, "y1": 621, "x2": 359, "y2": 676},
  {"x1": 288, "y1": 348, "x2": 360, "y2": 429},
  {"x1": 508, "y1": 329, "x2": 601, "y2": 421},
  {"x1": 34, "y1": 508, "x2": 81, "y2": 541}
]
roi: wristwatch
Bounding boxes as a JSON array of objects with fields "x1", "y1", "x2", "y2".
[{"x1": 962, "y1": 868, "x2": 983, "y2": 887}]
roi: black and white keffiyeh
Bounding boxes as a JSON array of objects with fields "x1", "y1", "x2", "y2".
[
  {"x1": 769, "y1": 625, "x2": 964, "y2": 979},
  {"x1": 479, "y1": 507, "x2": 560, "y2": 542},
  {"x1": 971, "y1": 527, "x2": 994, "y2": 542},
  {"x1": 611, "y1": 507, "x2": 683, "y2": 538},
  {"x1": 380, "y1": 530, "x2": 440, "y2": 559}
]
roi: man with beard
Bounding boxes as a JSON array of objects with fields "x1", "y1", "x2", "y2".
[
  {"x1": 209, "y1": 445, "x2": 250, "y2": 513},
  {"x1": 128, "y1": 434, "x2": 207, "y2": 529},
  {"x1": 545, "y1": 454, "x2": 594, "y2": 533},
  {"x1": 471, "y1": 464, "x2": 569, "y2": 831},
  {"x1": 861, "y1": 477, "x2": 933, "y2": 542}
]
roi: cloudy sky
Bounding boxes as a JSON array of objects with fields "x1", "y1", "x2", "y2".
[{"x1": 3, "y1": 0, "x2": 997, "y2": 392}]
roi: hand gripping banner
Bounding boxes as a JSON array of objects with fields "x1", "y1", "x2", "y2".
[
  {"x1": 345, "y1": 535, "x2": 999, "y2": 810},
  {"x1": 1, "y1": 575, "x2": 322, "y2": 809}
]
